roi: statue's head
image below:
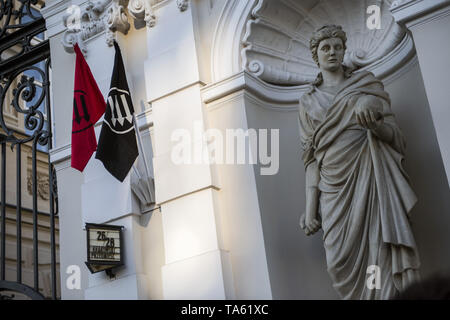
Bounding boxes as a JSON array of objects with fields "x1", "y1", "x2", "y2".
[{"x1": 310, "y1": 25, "x2": 347, "y2": 72}]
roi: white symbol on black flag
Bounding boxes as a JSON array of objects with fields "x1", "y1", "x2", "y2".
[
  {"x1": 96, "y1": 40, "x2": 139, "y2": 182},
  {"x1": 106, "y1": 88, "x2": 133, "y2": 131}
]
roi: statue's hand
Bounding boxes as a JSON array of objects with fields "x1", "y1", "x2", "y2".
[
  {"x1": 300, "y1": 212, "x2": 321, "y2": 236},
  {"x1": 355, "y1": 95, "x2": 384, "y2": 130}
]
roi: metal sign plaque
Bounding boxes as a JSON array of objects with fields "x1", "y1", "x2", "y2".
[{"x1": 85, "y1": 223, "x2": 124, "y2": 274}]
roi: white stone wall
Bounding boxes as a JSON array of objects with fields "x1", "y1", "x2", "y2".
[
  {"x1": 42, "y1": 0, "x2": 450, "y2": 299},
  {"x1": 45, "y1": 0, "x2": 166, "y2": 299}
]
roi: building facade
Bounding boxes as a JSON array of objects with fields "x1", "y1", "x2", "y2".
[{"x1": 37, "y1": 0, "x2": 450, "y2": 299}]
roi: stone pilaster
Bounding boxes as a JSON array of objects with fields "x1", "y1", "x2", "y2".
[
  {"x1": 391, "y1": 0, "x2": 450, "y2": 185},
  {"x1": 144, "y1": 0, "x2": 235, "y2": 299}
]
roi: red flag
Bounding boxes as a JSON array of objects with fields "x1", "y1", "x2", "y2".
[{"x1": 71, "y1": 43, "x2": 106, "y2": 172}]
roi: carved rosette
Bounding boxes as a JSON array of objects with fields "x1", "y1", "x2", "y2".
[{"x1": 242, "y1": 0, "x2": 407, "y2": 85}]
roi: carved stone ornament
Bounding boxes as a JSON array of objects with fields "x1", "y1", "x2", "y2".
[
  {"x1": 62, "y1": 0, "x2": 130, "y2": 54},
  {"x1": 27, "y1": 172, "x2": 50, "y2": 201},
  {"x1": 176, "y1": 0, "x2": 189, "y2": 12},
  {"x1": 128, "y1": 0, "x2": 156, "y2": 29},
  {"x1": 242, "y1": 0, "x2": 407, "y2": 85},
  {"x1": 105, "y1": 0, "x2": 131, "y2": 46},
  {"x1": 61, "y1": 0, "x2": 186, "y2": 54}
]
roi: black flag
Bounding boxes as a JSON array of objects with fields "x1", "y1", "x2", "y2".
[{"x1": 96, "y1": 41, "x2": 139, "y2": 182}]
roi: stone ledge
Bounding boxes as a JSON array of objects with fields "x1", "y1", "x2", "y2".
[{"x1": 391, "y1": 0, "x2": 450, "y2": 26}]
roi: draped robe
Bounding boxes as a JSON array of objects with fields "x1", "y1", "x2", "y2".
[{"x1": 298, "y1": 71, "x2": 420, "y2": 299}]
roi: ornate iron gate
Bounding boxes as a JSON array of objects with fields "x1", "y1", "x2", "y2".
[{"x1": 0, "y1": 0, "x2": 58, "y2": 300}]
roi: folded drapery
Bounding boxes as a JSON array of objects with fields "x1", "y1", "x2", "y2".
[{"x1": 298, "y1": 71, "x2": 420, "y2": 299}]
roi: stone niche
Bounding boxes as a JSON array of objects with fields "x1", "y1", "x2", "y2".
[
  {"x1": 205, "y1": 0, "x2": 450, "y2": 298},
  {"x1": 241, "y1": 0, "x2": 410, "y2": 84}
]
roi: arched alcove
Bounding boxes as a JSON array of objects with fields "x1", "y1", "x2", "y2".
[{"x1": 212, "y1": 0, "x2": 415, "y2": 86}]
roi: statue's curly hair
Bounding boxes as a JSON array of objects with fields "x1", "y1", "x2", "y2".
[
  {"x1": 310, "y1": 25, "x2": 351, "y2": 86},
  {"x1": 310, "y1": 25, "x2": 347, "y2": 66}
]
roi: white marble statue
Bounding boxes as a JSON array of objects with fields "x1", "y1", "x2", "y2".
[{"x1": 298, "y1": 25, "x2": 421, "y2": 299}]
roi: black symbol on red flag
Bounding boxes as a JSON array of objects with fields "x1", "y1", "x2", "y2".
[{"x1": 73, "y1": 90, "x2": 91, "y2": 125}]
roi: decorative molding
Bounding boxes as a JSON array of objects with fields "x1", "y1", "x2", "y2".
[
  {"x1": 241, "y1": 0, "x2": 407, "y2": 85},
  {"x1": 27, "y1": 172, "x2": 50, "y2": 200},
  {"x1": 390, "y1": 0, "x2": 415, "y2": 10},
  {"x1": 203, "y1": 47, "x2": 419, "y2": 112},
  {"x1": 390, "y1": 0, "x2": 450, "y2": 27},
  {"x1": 128, "y1": 0, "x2": 156, "y2": 28},
  {"x1": 53, "y1": 158, "x2": 71, "y2": 172},
  {"x1": 148, "y1": 81, "x2": 206, "y2": 104},
  {"x1": 49, "y1": 143, "x2": 71, "y2": 166},
  {"x1": 211, "y1": 0, "x2": 259, "y2": 82},
  {"x1": 176, "y1": 0, "x2": 189, "y2": 12},
  {"x1": 41, "y1": 0, "x2": 72, "y2": 38},
  {"x1": 202, "y1": 70, "x2": 307, "y2": 106},
  {"x1": 61, "y1": 0, "x2": 132, "y2": 54},
  {"x1": 61, "y1": 0, "x2": 114, "y2": 54},
  {"x1": 359, "y1": 32, "x2": 416, "y2": 81},
  {"x1": 59, "y1": 0, "x2": 186, "y2": 54},
  {"x1": 105, "y1": 0, "x2": 131, "y2": 46},
  {"x1": 136, "y1": 106, "x2": 154, "y2": 132}
]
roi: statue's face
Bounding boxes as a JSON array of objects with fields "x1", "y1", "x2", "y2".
[{"x1": 317, "y1": 37, "x2": 345, "y2": 72}]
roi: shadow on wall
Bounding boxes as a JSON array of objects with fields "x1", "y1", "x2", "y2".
[
  {"x1": 246, "y1": 99, "x2": 339, "y2": 299},
  {"x1": 386, "y1": 61, "x2": 450, "y2": 280}
]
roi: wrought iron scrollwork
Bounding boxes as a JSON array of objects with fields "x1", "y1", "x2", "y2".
[
  {"x1": 0, "y1": 63, "x2": 49, "y2": 147},
  {"x1": 0, "y1": 1, "x2": 57, "y2": 300},
  {"x1": 0, "y1": 1, "x2": 48, "y2": 77},
  {"x1": 0, "y1": 0, "x2": 42, "y2": 39}
]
